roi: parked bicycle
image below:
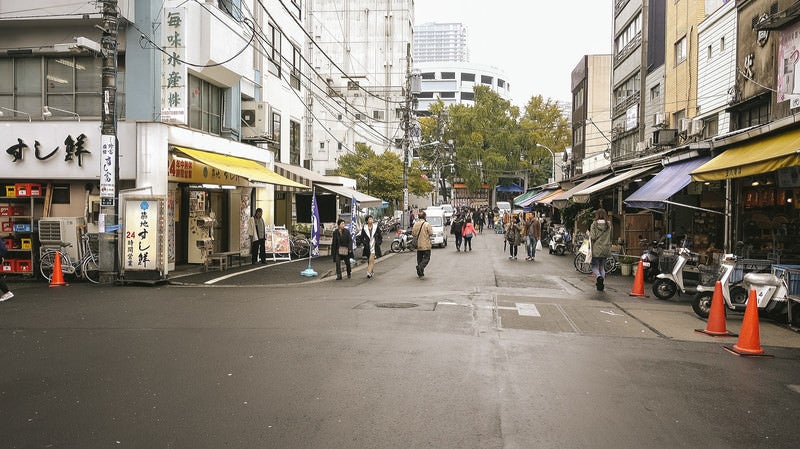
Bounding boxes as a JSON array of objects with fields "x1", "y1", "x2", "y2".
[
  {"x1": 40, "y1": 233, "x2": 99, "y2": 284},
  {"x1": 289, "y1": 232, "x2": 310, "y2": 259},
  {"x1": 574, "y1": 239, "x2": 625, "y2": 275}
]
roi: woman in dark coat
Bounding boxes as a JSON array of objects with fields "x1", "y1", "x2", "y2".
[
  {"x1": 332, "y1": 218, "x2": 353, "y2": 280},
  {"x1": 358, "y1": 215, "x2": 382, "y2": 278}
]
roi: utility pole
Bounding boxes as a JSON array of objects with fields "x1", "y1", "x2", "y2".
[
  {"x1": 99, "y1": 0, "x2": 119, "y2": 283},
  {"x1": 402, "y1": 43, "x2": 411, "y2": 227}
]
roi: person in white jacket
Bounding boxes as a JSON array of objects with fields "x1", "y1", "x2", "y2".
[{"x1": 248, "y1": 208, "x2": 267, "y2": 264}]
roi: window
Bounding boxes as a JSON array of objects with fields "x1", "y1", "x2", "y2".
[
  {"x1": 675, "y1": 36, "x2": 687, "y2": 65},
  {"x1": 395, "y1": 108, "x2": 403, "y2": 119},
  {"x1": 441, "y1": 72, "x2": 455, "y2": 79},
  {"x1": 702, "y1": 114, "x2": 719, "y2": 139},
  {"x1": 439, "y1": 92, "x2": 456, "y2": 99},
  {"x1": 421, "y1": 72, "x2": 435, "y2": 80},
  {"x1": 614, "y1": 13, "x2": 642, "y2": 55},
  {"x1": 289, "y1": 0, "x2": 301, "y2": 19},
  {"x1": 461, "y1": 91, "x2": 474, "y2": 101},
  {"x1": 720, "y1": 36, "x2": 725, "y2": 52},
  {"x1": 188, "y1": 75, "x2": 223, "y2": 134},
  {"x1": 372, "y1": 110, "x2": 385, "y2": 120},
  {"x1": 347, "y1": 80, "x2": 360, "y2": 90},
  {"x1": 271, "y1": 110, "x2": 281, "y2": 143},
  {"x1": 573, "y1": 126, "x2": 584, "y2": 146},
  {"x1": 354, "y1": 113, "x2": 362, "y2": 120},
  {"x1": 573, "y1": 86, "x2": 584, "y2": 109},
  {"x1": 650, "y1": 83, "x2": 661, "y2": 100},
  {"x1": 416, "y1": 92, "x2": 433, "y2": 99},
  {"x1": 707, "y1": 45, "x2": 712, "y2": 60},
  {"x1": 319, "y1": 141, "x2": 325, "y2": 149},
  {"x1": 460, "y1": 72, "x2": 475, "y2": 82},
  {"x1": 51, "y1": 184, "x2": 70, "y2": 204},
  {"x1": 613, "y1": 73, "x2": 640, "y2": 106},
  {"x1": 732, "y1": 101, "x2": 769, "y2": 130},
  {"x1": 498, "y1": 79, "x2": 506, "y2": 88},
  {"x1": 0, "y1": 56, "x2": 125, "y2": 119},
  {"x1": 289, "y1": 120, "x2": 300, "y2": 165},
  {"x1": 481, "y1": 75, "x2": 493, "y2": 85},
  {"x1": 337, "y1": 142, "x2": 342, "y2": 150},
  {"x1": 290, "y1": 45, "x2": 301, "y2": 90},
  {"x1": 267, "y1": 23, "x2": 281, "y2": 77}
]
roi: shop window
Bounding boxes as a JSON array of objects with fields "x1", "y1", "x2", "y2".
[
  {"x1": 289, "y1": 119, "x2": 300, "y2": 165},
  {"x1": 51, "y1": 184, "x2": 70, "y2": 204},
  {"x1": 188, "y1": 75, "x2": 223, "y2": 135}
]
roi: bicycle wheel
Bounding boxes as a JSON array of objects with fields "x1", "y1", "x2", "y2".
[
  {"x1": 40, "y1": 251, "x2": 69, "y2": 281},
  {"x1": 292, "y1": 237, "x2": 310, "y2": 259},
  {"x1": 605, "y1": 257, "x2": 617, "y2": 274},
  {"x1": 81, "y1": 254, "x2": 100, "y2": 284},
  {"x1": 574, "y1": 253, "x2": 592, "y2": 274}
]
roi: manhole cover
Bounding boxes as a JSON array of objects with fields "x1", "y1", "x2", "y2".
[{"x1": 375, "y1": 302, "x2": 419, "y2": 309}]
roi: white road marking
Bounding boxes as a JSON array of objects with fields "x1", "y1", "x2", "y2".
[
  {"x1": 516, "y1": 303, "x2": 541, "y2": 317},
  {"x1": 600, "y1": 310, "x2": 626, "y2": 317}
]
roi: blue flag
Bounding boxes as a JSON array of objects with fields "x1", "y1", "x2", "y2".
[
  {"x1": 350, "y1": 196, "x2": 359, "y2": 254},
  {"x1": 311, "y1": 190, "x2": 320, "y2": 258}
]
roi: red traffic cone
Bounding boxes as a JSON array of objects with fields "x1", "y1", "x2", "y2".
[
  {"x1": 724, "y1": 289, "x2": 772, "y2": 357},
  {"x1": 49, "y1": 251, "x2": 69, "y2": 287},
  {"x1": 695, "y1": 281, "x2": 736, "y2": 337},
  {"x1": 629, "y1": 259, "x2": 647, "y2": 297}
]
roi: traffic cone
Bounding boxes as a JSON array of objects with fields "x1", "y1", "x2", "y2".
[
  {"x1": 629, "y1": 259, "x2": 647, "y2": 297},
  {"x1": 49, "y1": 251, "x2": 69, "y2": 287},
  {"x1": 724, "y1": 289, "x2": 772, "y2": 357},
  {"x1": 695, "y1": 281, "x2": 736, "y2": 337}
]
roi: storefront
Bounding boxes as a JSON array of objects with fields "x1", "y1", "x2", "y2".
[{"x1": 691, "y1": 128, "x2": 800, "y2": 263}]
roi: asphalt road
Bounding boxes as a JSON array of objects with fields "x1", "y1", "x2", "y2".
[{"x1": 1, "y1": 231, "x2": 799, "y2": 448}]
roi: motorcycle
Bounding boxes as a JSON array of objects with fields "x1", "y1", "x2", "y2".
[
  {"x1": 639, "y1": 239, "x2": 663, "y2": 283},
  {"x1": 548, "y1": 226, "x2": 570, "y2": 256},
  {"x1": 652, "y1": 246, "x2": 708, "y2": 300},
  {"x1": 692, "y1": 255, "x2": 780, "y2": 319},
  {"x1": 390, "y1": 228, "x2": 416, "y2": 253}
]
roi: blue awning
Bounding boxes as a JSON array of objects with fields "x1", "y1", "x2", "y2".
[
  {"x1": 495, "y1": 182, "x2": 523, "y2": 193},
  {"x1": 624, "y1": 157, "x2": 711, "y2": 210}
]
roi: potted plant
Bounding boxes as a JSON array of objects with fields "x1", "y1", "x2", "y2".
[{"x1": 617, "y1": 255, "x2": 640, "y2": 276}]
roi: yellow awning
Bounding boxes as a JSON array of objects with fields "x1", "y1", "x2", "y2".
[
  {"x1": 691, "y1": 129, "x2": 800, "y2": 181},
  {"x1": 173, "y1": 146, "x2": 307, "y2": 189}
]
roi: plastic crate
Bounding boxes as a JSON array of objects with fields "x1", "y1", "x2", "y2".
[
  {"x1": 13, "y1": 223, "x2": 31, "y2": 233},
  {"x1": 29, "y1": 184, "x2": 42, "y2": 196},
  {"x1": 4, "y1": 186, "x2": 15, "y2": 197},
  {"x1": 1, "y1": 260, "x2": 13, "y2": 272},
  {"x1": 0, "y1": 205, "x2": 9, "y2": 216},
  {"x1": 14, "y1": 183, "x2": 29, "y2": 197},
  {"x1": 14, "y1": 259, "x2": 32, "y2": 273},
  {"x1": 773, "y1": 265, "x2": 800, "y2": 296},
  {"x1": 1, "y1": 221, "x2": 11, "y2": 232},
  {"x1": 11, "y1": 206, "x2": 25, "y2": 216},
  {"x1": 20, "y1": 238, "x2": 31, "y2": 249}
]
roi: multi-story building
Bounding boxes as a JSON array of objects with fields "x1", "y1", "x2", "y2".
[
  {"x1": 0, "y1": 0, "x2": 325, "y2": 278},
  {"x1": 570, "y1": 54, "x2": 612, "y2": 176},
  {"x1": 306, "y1": 0, "x2": 414, "y2": 175},
  {"x1": 696, "y1": 0, "x2": 737, "y2": 139},
  {"x1": 413, "y1": 62, "x2": 511, "y2": 114},
  {"x1": 413, "y1": 22, "x2": 469, "y2": 63}
]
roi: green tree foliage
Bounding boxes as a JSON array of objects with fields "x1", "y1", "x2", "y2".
[
  {"x1": 518, "y1": 95, "x2": 572, "y2": 185},
  {"x1": 336, "y1": 143, "x2": 431, "y2": 205}
]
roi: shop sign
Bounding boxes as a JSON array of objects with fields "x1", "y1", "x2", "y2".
[
  {"x1": 777, "y1": 20, "x2": 800, "y2": 105},
  {"x1": 161, "y1": 7, "x2": 187, "y2": 124},
  {"x1": 167, "y1": 154, "x2": 249, "y2": 186},
  {"x1": 123, "y1": 198, "x2": 164, "y2": 272},
  {"x1": 100, "y1": 134, "x2": 115, "y2": 201},
  {"x1": 4, "y1": 134, "x2": 90, "y2": 166}
]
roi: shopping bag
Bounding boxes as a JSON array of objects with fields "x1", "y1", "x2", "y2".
[{"x1": 535, "y1": 239, "x2": 542, "y2": 251}]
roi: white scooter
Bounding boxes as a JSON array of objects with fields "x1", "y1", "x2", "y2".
[
  {"x1": 652, "y1": 246, "x2": 705, "y2": 300},
  {"x1": 691, "y1": 254, "x2": 787, "y2": 320}
]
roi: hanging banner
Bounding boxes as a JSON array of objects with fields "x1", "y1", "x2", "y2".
[
  {"x1": 100, "y1": 134, "x2": 116, "y2": 204},
  {"x1": 350, "y1": 196, "x2": 359, "y2": 254},
  {"x1": 311, "y1": 190, "x2": 320, "y2": 258}
]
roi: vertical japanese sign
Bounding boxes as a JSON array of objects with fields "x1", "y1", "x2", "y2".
[
  {"x1": 124, "y1": 200, "x2": 160, "y2": 271},
  {"x1": 311, "y1": 190, "x2": 320, "y2": 258},
  {"x1": 161, "y1": 7, "x2": 187, "y2": 123},
  {"x1": 350, "y1": 196, "x2": 358, "y2": 254},
  {"x1": 777, "y1": 21, "x2": 800, "y2": 107},
  {"x1": 100, "y1": 134, "x2": 115, "y2": 205}
]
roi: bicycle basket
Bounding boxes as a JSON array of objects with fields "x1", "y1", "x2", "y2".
[{"x1": 659, "y1": 254, "x2": 678, "y2": 272}]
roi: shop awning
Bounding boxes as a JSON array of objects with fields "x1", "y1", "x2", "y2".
[
  {"x1": 317, "y1": 184, "x2": 384, "y2": 208},
  {"x1": 518, "y1": 188, "x2": 556, "y2": 207},
  {"x1": 274, "y1": 162, "x2": 342, "y2": 192},
  {"x1": 625, "y1": 157, "x2": 711, "y2": 210},
  {"x1": 513, "y1": 189, "x2": 540, "y2": 206},
  {"x1": 549, "y1": 174, "x2": 610, "y2": 209},
  {"x1": 173, "y1": 147, "x2": 307, "y2": 188},
  {"x1": 535, "y1": 189, "x2": 565, "y2": 205},
  {"x1": 496, "y1": 182, "x2": 524, "y2": 193},
  {"x1": 571, "y1": 166, "x2": 655, "y2": 204},
  {"x1": 690, "y1": 129, "x2": 800, "y2": 181}
]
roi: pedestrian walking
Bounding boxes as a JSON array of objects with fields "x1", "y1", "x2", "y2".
[
  {"x1": 0, "y1": 237, "x2": 13, "y2": 301},
  {"x1": 412, "y1": 210, "x2": 433, "y2": 278},
  {"x1": 462, "y1": 217, "x2": 477, "y2": 251},
  {"x1": 248, "y1": 208, "x2": 267, "y2": 264},
  {"x1": 589, "y1": 208, "x2": 612, "y2": 291},
  {"x1": 505, "y1": 215, "x2": 522, "y2": 259},
  {"x1": 525, "y1": 214, "x2": 542, "y2": 261},
  {"x1": 332, "y1": 219, "x2": 353, "y2": 280},
  {"x1": 451, "y1": 214, "x2": 464, "y2": 251},
  {"x1": 359, "y1": 215, "x2": 382, "y2": 278}
]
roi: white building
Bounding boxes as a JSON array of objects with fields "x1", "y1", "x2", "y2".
[
  {"x1": 413, "y1": 62, "x2": 511, "y2": 114},
  {"x1": 413, "y1": 22, "x2": 469, "y2": 63},
  {"x1": 307, "y1": 0, "x2": 414, "y2": 175},
  {"x1": 696, "y1": 0, "x2": 736, "y2": 139}
]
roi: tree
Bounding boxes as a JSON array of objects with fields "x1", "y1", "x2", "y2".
[
  {"x1": 518, "y1": 95, "x2": 572, "y2": 186},
  {"x1": 336, "y1": 143, "x2": 431, "y2": 206}
]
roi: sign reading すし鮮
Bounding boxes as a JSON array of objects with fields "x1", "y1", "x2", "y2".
[{"x1": 124, "y1": 200, "x2": 160, "y2": 271}]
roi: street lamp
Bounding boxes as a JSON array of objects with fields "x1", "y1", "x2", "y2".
[{"x1": 536, "y1": 143, "x2": 557, "y2": 184}]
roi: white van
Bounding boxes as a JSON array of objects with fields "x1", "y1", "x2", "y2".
[
  {"x1": 496, "y1": 201, "x2": 511, "y2": 216},
  {"x1": 423, "y1": 208, "x2": 448, "y2": 248}
]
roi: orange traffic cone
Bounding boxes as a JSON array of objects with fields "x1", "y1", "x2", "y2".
[
  {"x1": 629, "y1": 259, "x2": 647, "y2": 297},
  {"x1": 49, "y1": 251, "x2": 69, "y2": 287},
  {"x1": 724, "y1": 289, "x2": 772, "y2": 357},
  {"x1": 695, "y1": 281, "x2": 736, "y2": 337}
]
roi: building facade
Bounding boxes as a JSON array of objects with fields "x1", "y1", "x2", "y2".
[
  {"x1": 413, "y1": 62, "x2": 511, "y2": 114},
  {"x1": 413, "y1": 22, "x2": 469, "y2": 63},
  {"x1": 570, "y1": 54, "x2": 612, "y2": 176}
]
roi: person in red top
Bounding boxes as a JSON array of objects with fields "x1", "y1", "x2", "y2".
[{"x1": 461, "y1": 217, "x2": 477, "y2": 252}]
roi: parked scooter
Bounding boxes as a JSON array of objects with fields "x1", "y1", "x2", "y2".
[
  {"x1": 639, "y1": 239, "x2": 663, "y2": 283},
  {"x1": 548, "y1": 226, "x2": 570, "y2": 256},
  {"x1": 652, "y1": 245, "x2": 706, "y2": 300},
  {"x1": 390, "y1": 228, "x2": 416, "y2": 253},
  {"x1": 691, "y1": 254, "x2": 783, "y2": 319}
]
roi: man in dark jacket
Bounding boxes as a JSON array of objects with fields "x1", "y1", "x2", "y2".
[{"x1": 451, "y1": 214, "x2": 465, "y2": 252}]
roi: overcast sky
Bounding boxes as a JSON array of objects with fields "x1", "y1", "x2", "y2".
[{"x1": 414, "y1": 1, "x2": 613, "y2": 107}]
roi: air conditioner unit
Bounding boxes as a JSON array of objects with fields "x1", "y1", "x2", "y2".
[
  {"x1": 653, "y1": 129, "x2": 678, "y2": 146},
  {"x1": 654, "y1": 112, "x2": 666, "y2": 126},
  {"x1": 690, "y1": 118, "x2": 704, "y2": 136},
  {"x1": 241, "y1": 101, "x2": 270, "y2": 140},
  {"x1": 679, "y1": 118, "x2": 691, "y2": 133},
  {"x1": 39, "y1": 217, "x2": 86, "y2": 261}
]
